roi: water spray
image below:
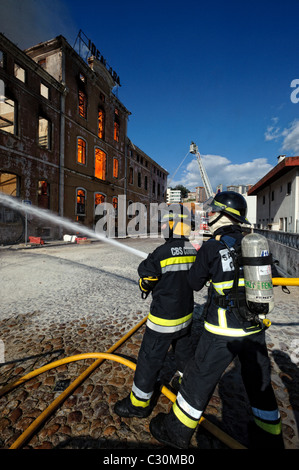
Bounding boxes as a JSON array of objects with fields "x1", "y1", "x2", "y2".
[{"x1": 0, "y1": 193, "x2": 147, "y2": 259}]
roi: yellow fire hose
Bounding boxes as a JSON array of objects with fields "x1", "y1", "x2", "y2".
[
  {"x1": 272, "y1": 277, "x2": 299, "y2": 286},
  {"x1": 0, "y1": 315, "x2": 246, "y2": 450}
]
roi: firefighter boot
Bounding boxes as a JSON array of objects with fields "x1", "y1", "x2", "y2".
[
  {"x1": 150, "y1": 410, "x2": 194, "y2": 449},
  {"x1": 114, "y1": 394, "x2": 152, "y2": 418},
  {"x1": 248, "y1": 421, "x2": 285, "y2": 449}
]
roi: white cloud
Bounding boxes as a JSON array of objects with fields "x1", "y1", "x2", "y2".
[
  {"x1": 170, "y1": 154, "x2": 273, "y2": 192},
  {"x1": 265, "y1": 118, "x2": 299, "y2": 154}
]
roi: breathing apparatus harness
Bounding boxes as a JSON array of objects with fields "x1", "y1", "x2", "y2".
[{"x1": 213, "y1": 233, "x2": 272, "y2": 332}]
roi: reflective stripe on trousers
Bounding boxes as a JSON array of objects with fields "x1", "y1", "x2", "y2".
[{"x1": 146, "y1": 312, "x2": 193, "y2": 333}]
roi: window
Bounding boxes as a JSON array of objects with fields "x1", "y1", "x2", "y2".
[
  {"x1": 287, "y1": 182, "x2": 292, "y2": 195},
  {"x1": 95, "y1": 148, "x2": 106, "y2": 180},
  {"x1": 113, "y1": 158, "x2": 118, "y2": 178},
  {"x1": 40, "y1": 83, "x2": 49, "y2": 99},
  {"x1": 114, "y1": 121, "x2": 119, "y2": 142},
  {"x1": 0, "y1": 172, "x2": 18, "y2": 196},
  {"x1": 262, "y1": 195, "x2": 265, "y2": 205},
  {"x1": 95, "y1": 193, "x2": 105, "y2": 207},
  {"x1": 129, "y1": 167, "x2": 133, "y2": 185},
  {"x1": 0, "y1": 97, "x2": 16, "y2": 134},
  {"x1": 38, "y1": 117, "x2": 50, "y2": 149},
  {"x1": 112, "y1": 196, "x2": 118, "y2": 217},
  {"x1": 0, "y1": 50, "x2": 4, "y2": 67},
  {"x1": 14, "y1": 63, "x2": 26, "y2": 83},
  {"x1": 79, "y1": 90, "x2": 87, "y2": 118},
  {"x1": 98, "y1": 108, "x2": 105, "y2": 139},
  {"x1": 76, "y1": 188, "x2": 86, "y2": 215},
  {"x1": 152, "y1": 180, "x2": 156, "y2": 194},
  {"x1": 138, "y1": 172, "x2": 141, "y2": 187},
  {"x1": 144, "y1": 175, "x2": 148, "y2": 190},
  {"x1": 79, "y1": 73, "x2": 86, "y2": 83},
  {"x1": 114, "y1": 108, "x2": 120, "y2": 141},
  {"x1": 38, "y1": 180, "x2": 50, "y2": 209},
  {"x1": 77, "y1": 138, "x2": 86, "y2": 164}
]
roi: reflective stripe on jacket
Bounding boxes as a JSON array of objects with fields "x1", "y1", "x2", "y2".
[
  {"x1": 187, "y1": 225, "x2": 262, "y2": 337},
  {"x1": 138, "y1": 236, "x2": 197, "y2": 333}
]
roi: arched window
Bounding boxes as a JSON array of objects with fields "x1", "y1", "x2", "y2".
[
  {"x1": 95, "y1": 148, "x2": 106, "y2": 180},
  {"x1": 94, "y1": 192, "x2": 106, "y2": 207},
  {"x1": 76, "y1": 188, "x2": 86, "y2": 215},
  {"x1": 77, "y1": 137, "x2": 86, "y2": 164}
]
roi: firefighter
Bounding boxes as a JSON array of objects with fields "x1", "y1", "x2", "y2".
[
  {"x1": 150, "y1": 191, "x2": 284, "y2": 449},
  {"x1": 114, "y1": 204, "x2": 197, "y2": 418}
]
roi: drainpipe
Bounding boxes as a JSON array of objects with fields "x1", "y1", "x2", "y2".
[{"x1": 59, "y1": 50, "x2": 66, "y2": 239}]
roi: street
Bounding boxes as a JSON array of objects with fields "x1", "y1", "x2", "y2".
[{"x1": 0, "y1": 237, "x2": 298, "y2": 449}]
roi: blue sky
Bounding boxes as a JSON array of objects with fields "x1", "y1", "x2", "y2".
[{"x1": 1, "y1": 0, "x2": 299, "y2": 191}]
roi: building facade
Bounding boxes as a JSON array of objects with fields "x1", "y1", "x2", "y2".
[
  {"x1": 0, "y1": 32, "x2": 65, "y2": 243},
  {"x1": 0, "y1": 33, "x2": 167, "y2": 243},
  {"x1": 248, "y1": 155, "x2": 299, "y2": 232}
]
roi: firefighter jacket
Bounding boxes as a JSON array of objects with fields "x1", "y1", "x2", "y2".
[
  {"x1": 138, "y1": 236, "x2": 197, "y2": 334},
  {"x1": 188, "y1": 225, "x2": 263, "y2": 337}
]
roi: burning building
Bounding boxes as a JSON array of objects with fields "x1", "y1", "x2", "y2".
[{"x1": 0, "y1": 32, "x2": 168, "y2": 243}]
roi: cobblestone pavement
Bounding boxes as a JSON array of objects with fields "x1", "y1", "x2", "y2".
[{"x1": 0, "y1": 237, "x2": 298, "y2": 451}]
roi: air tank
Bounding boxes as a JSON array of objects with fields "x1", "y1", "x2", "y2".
[{"x1": 241, "y1": 233, "x2": 274, "y2": 315}]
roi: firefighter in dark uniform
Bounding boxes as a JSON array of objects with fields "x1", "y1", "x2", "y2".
[
  {"x1": 114, "y1": 204, "x2": 197, "y2": 418},
  {"x1": 150, "y1": 191, "x2": 284, "y2": 449}
]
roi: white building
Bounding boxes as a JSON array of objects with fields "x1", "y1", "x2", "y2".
[
  {"x1": 167, "y1": 188, "x2": 181, "y2": 203},
  {"x1": 248, "y1": 155, "x2": 299, "y2": 232}
]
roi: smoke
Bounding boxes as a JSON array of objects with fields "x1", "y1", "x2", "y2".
[{"x1": 0, "y1": 0, "x2": 77, "y2": 49}]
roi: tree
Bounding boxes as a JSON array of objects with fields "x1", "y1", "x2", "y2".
[{"x1": 172, "y1": 185, "x2": 190, "y2": 199}]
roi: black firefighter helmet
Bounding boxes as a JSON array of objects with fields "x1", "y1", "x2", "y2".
[{"x1": 207, "y1": 191, "x2": 251, "y2": 225}]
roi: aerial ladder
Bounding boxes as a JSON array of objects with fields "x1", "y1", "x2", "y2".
[{"x1": 189, "y1": 141, "x2": 214, "y2": 199}]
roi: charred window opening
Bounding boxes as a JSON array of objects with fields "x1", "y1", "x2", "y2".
[
  {"x1": 129, "y1": 167, "x2": 133, "y2": 185},
  {"x1": 77, "y1": 138, "x2": 86, "y2": 164},
  {"x1": 138, "y1": 172, "x2": 141, "y2": 188},
  {"x1": 0, "y1": 96, "x2": 16, "y2": 135},
  {"x1": 113, "y1": 158, "x2": 118, "y2": 178},
  {"x1": 0, "y1": 172, "x2": 19, "y2": 196},
  {"x1": 144, "y1": 175, "x2": 148, "y2": 190},
  {"x1": 98, "y1": 108, "x2": 105, "y2": 139},
  {"x1": 40, "y1": 83, "x2": 49, "y2": 99},
  {"x1": 14, "y1": 63, "x2": 26, "y2": 83},
  {"x1": 114, "y1": 108, "x2": 120, "y2": 142},
  {"x1": 78, "y1": 90, "x2": 87, "y2": 118},
  {"x1": 38, "y1": 116, "x2": 51, "y2": 149},
  {"x1": 95, "y1": 148, "x2": 106, "y2": 180},
  {"x1": 0, "y1": 50, "x2": 4, "y2": 67},
  {"x1": 76, "y1": 188, "x2": 86, "y2": 215},
  {"x1": 38, "y1": 180, "x2": 50, "y2": 209}
]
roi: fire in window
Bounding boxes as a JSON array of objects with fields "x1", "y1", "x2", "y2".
[
  {"x1": 112, "y1": 196, "x2": 118, "y2": 216},
  {"x1": 114, "y1": 109, "x2": 120, "y2": 142},
  {"x1": 38, "y1": 180, "x2": 50, "y2": 209},
  {"x1": 95, "y1": 193, "x2": 105, "y2": 207},
  {"x1": 113, "y1": 158, "x2": 118, "y2": 178},
  {"x1": 76, "y1": 189, "x2": 86, "y2": 215},
  {"x1": 95, "y1": 148, "x2": 106, "y2": 180},
  {"x1": 77, "y1": 138, "x2": 86, "y2": 164},
  {"x1": 98, "y1": 108, "x2": 105, "y2": 139},
  {"x1": 78, "y1": 90, "x2": 87, "y2": 118}
]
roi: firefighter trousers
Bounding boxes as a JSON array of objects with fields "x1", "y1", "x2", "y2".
[
  {"x1": 179, "y1": 329, "x2": 279, "y2": 423},
  {"x1": 131, "y1": 325, "x2": 194, "y2": 405}
]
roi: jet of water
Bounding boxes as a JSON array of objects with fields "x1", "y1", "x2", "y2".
[{"x1": 0, "y1": 193, "x2": 147, "y2": 259}]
